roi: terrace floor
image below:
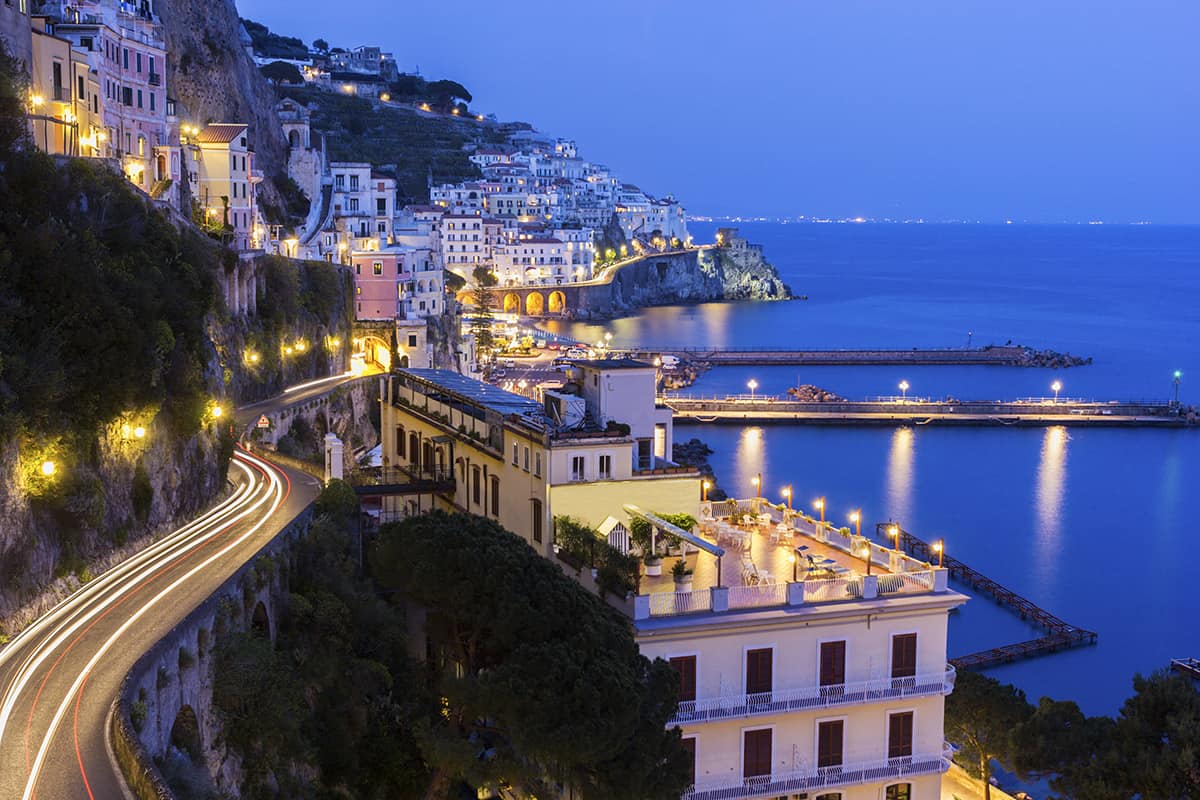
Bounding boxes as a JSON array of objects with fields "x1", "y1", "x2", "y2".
[{"x1": 639, "y1": 517, "x2": 900, "y2": 596}]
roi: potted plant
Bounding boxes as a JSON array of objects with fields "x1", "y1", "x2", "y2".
[
  {"x1": 644, "y1": 550, "x2": 663, "y2": 577},
  {"x1": 672, "y1": 558, "x2": 693, "y2": 592}
]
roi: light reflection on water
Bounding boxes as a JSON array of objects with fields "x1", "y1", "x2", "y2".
[
  {"x1": 885, "y1": 426, "x2": 915, "y2": 525},
  {"x1": 733, "y1": 427, "x2": 766, "y2": 497},
  {"x1": 1033, "y1": 426, "x2": 1069, "y2": 590}
]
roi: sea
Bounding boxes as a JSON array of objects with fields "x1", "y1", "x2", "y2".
[{"x1": 544, "y1": 221, "x2": 1200, "y2": 717}]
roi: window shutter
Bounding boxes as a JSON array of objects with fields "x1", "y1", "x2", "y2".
[
  {"x1": 888, "y1": 712, "x2": 914, "y2": 759},
  {"x1": 669, "y1": 656, "x2": 697, "y2": 702},
  {"x1": 746, "y1": 648, "x2": 773, "y2": 695},
  {"x1": 742, "y1": 729, "x2": 772, "y2": 778},
  {"x1": 820, "y1": 641, "x2": 846, "y2": 686},
  {"x1": 892, "y1": 634, "x2": 917, "y2": 679},
  {"x1": 817, "y1": 720, "x2": 844, "y2": 768}
]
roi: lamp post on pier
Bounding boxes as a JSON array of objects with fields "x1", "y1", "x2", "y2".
[
  {"x1": 849, "y1": 509, "x2": 861, "y2": 539},
  {"x1": 932, "y1": 539, "x2": 944, "y2": 568},
  {"x1": 814, "y1": 497, "x2": 825, "y2": 524},
  {"x1": 1173, "y1": 370, "x2": 1182, "y2": 406},
  {"x1": 747, "y1": 378, "x2": 758, "y2": 400},
  {"x1": 899, "y1": 380, "x2": 909, "y2": 402},
  {"x1": 887, "y1": 523, "x2": 900, "y2": 551},
  {"x1": 859, "y1": 545, "x2": 873, "y2": 576},
  {"x1": 782, "y1": 486, "x2": 792, "y2": 510},
  {"x1": 1051, "y1": 380, "x2": 1062, "y2": 404}
]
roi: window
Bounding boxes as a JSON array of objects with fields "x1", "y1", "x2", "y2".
[
  {"x1": 122, "y1": 87, "x2": 133, "y2": 107},
  {"x1": 598, "y1": 454, "x2": 611, "y2": 479},
  {"x1": 349, "y1": 174, "x2": 359, "y2": 190},
  {"x1": 335, "y1": 174, "x2": 344, "y2": 188},
  {"x1": 742, "y1": 729, "x2": 771, "y2": 779},
  {"x1": 892, "y1": 634, "x2": 917, "y2": 679},
  {"x1": 377, "y1": 198, "x2": 386, "y2": 214},
  {"x1": 354, "y1": 264, "x2": 361, "y2": 275},
  {"x1": 349, "y1": 198, "x2": 359, "y2": 212},
  {"x1": 533, "y1": 452, "x2": 542, "y2": 478},
  {"x1": 472, "y1": 466, "x2": 481, "y2": 505},
  {"x1": 395, "y1": 426, "x2": 405, "y2": 458},
  {"x1": 819, "y1": 641, "x2": 846, "y2": 688},
  {"x1": 137, "y1": 89, "x2": 143, "y2": 108},
  {"x1": 817, "y1": 720, "x2": 844, "y2": 768},
  {"x1": 888, "y1": 712, "x2": 914, "y2": 759},
  {"x1": 523, "y1": 446, "x2": 530, "y2": 471},
  {"x1": 746, "y1": 648, "x2": 772, "y2": 696},
  {"x1": 512, "y1": 442, "x2": 519, "y2": 465},
  {"x1": 815, "y1": 795, "x2": 842, "y2": 800},
  {"x1": 681, "y1": 737, "x2": 696, "y2": 786},
  {"x1": 122, "y1": 48, "x2": 128, "y2": 69},
  {"x1": 372, "y1": 261, "x2": 382, "y2": 276},
  {"x1": 490, "y1": 477, "x2": 500, "y2": 517},
  {"x1": 531, "y1": 499, "x2": 543, "y2": 543},
  {"x1": 885, "y1": 784, "x2": 912, "y2": 800},
  {"x1": 77, "y1": 75, "x2": 85, "y2": 100},
  {"x1": 149, "y1": 92, "x2": 154, "y2": 111},
  {"x1": 570, "y1": 456, "x2": 585, "y2": 481},
  {"x1": 669, "y1": 656, "x2": 696, "y2": 702},
  {"x1": 408, "y1": 334, "x2": 418, "y2": 347},
  {"x1": 136, "y1": 52, "x2": 142, "y2": 72}
]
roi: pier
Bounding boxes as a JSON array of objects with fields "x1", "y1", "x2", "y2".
[
  {"x1": 629, "y1": 344, "x2": 1087, "y2": 367},
  {"x1": 878, "y1": 524, "x2": 1098, "y2": 670},
  {"x1": 663, "y1": 395, "x2": 1191, "y2": 428}
]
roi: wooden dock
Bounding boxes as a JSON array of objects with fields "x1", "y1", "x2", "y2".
[
  {"x1": 664, "y1": 396, "x2": 1191, "y2": 428},
  {"x1": 629, "y1": 344, "x2": 1084, "y2": 367},
  {"x1": 877, "y1": 524, "x2": 1098, "y2": 670}
]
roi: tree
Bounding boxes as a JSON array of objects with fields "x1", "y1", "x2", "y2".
[
  {"x1": 0, "y1": 41, "x2": 30, "y2": 156},
  {"x1": 370, "y1": 511, "x2": 692, "y2": 800},
  {"x1": 312, "y1": 38, "x2": 329, "y2": 53},
  {"x1": 426, "y1": 79, "x2": 472, "y2": 107},
  {"x1": 944, "y1": 670, "x2": 1033, "y2": 800},
  {"x1": 469, "y1": 265, "x2": 497, "y2": 364},
  {"x1": 259, "y1": 60, "x2": 303, "y2": 85}
]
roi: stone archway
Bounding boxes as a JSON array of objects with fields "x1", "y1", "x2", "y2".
[
  {"x1": 250, "y1": 601, "x2": 271, "y2": 639},
  {"x1": 548, "y1": 290, "x2": 566, "y2": 315},
  {"x1": 170, "y1": 704, "x2": 203, "y2": 762},
  {"x1": 503, "y1": 292, "x2": 520, "y2": 314},
  {"x1": 525, "y1": 292, "x2": 545, "y2": 316}
]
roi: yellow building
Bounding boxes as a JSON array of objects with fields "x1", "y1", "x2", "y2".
[{"x1": 189, "y1": 123, "x2": 261, "y2": 251}]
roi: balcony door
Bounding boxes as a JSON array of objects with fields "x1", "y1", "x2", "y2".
[
  {"x1": 742, "y1": 728, "x2": 772, "y2": 780},
  {"x1": 817, "y1": 719, "x2": 844, "y2": 770},
  {"x1": 888, "y1": 711, "x2": 914, "y2": 760},
  {"x1": 745, "y1": 648, "x2": 773, "y2": 704},
  {"x1": 669, "y1": 655, "x2": 697, "y2": 704},
  {"x1": 819, "y1": 640, "x2": 846, "y2": 697},
  {"x1": 891, "y1": 633, "x2": 917, "y2": 687},
  {"x1": 681, "y1": 737, "x2": 696, "y2": 786}
]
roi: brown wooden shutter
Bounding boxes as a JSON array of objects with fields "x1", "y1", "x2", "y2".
[
  {"x1": 819, "y1": 641, "x2": 846, "y2": 686},
  {"x1": 746, "y1": 648, "x2": 773, "y2": 695},
  {"x1": 892, "y1": 634, "x2": 917, "y2": 678},
  {"x1": 888, "y1": 711, "x2": 914, "y2": 759},
  {"x1": 743, "y1": 728, "x2": 772, "y2": 778},
  {"x1": 669, "y1": 656, "x2": 697, "y2": 702},
  {"x1": 817, "y1": 720, "x2": 844, "y2": 768},
  {"x1": 681, "y1": 737, "x2": 696, "y2": 785}
]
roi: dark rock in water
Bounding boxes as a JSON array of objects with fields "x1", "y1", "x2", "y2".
[{"x1": 786, "y1": 384, "x2": 845, "y2": 402}]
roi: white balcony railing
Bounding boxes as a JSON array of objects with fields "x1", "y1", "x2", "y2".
[
  {"x1": 684, "y1": 748, "x2": 952, "y2": 800},
  {"x1": 878, "y1": 570, "x2": 935, "y2": 594},
  {"x1": 673, "y1": 667, "x2": 956, "y2": 724},
  {"x1": 727, "y1": 582, "x2": 788, "y2": 610},
  {"x1": 804, "y1": 576, "x2": 863, "y2": 602},
  {"x1": 648, "y1": 589, "x2": 711, "y2": 616}
]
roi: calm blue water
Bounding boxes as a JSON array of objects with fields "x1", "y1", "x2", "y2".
[{"x1": 545, "y1": 223, "x2": 1200, "y2": 715}]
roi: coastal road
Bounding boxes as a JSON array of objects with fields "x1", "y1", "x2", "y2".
[{"x1": 0, "y1": 371, "x2": 366, "y2": 799}]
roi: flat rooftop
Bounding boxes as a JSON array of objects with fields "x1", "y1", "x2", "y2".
[
  {"x1": 397, "y1": 369, "x2": 543, "y2": 419},
  {"x1": 569, "y1": 358, "x2": 654, "y2": 370}
]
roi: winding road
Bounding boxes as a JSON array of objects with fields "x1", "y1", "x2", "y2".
[{"x1": 0, "y1": 375, "x2": 354, "y2": 800}]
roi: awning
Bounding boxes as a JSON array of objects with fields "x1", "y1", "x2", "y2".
[{"x1": 623, "y1": 504, "x2": 725, "y2": 558}]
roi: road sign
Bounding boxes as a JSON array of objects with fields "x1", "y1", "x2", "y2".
[{"x1": 256, "y1": 415, "x2": 270, "y2": 429}]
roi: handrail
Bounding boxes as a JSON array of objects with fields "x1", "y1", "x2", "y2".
[{"x1": 673, "y1": 666, "x2": 955, "y2": 723}]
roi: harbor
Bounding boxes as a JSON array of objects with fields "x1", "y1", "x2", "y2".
[{"x1": 626, "y1": 344, "x2": 1089, "y2": 368}]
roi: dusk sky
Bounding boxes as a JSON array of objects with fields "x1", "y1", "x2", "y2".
[{"x1": 238, "y1": 0, "x2": 1200, "y2": 223}]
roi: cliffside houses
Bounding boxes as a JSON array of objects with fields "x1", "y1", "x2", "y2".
[{"x1": 377, "y1": 362, "x2": 966, "y2": 800}]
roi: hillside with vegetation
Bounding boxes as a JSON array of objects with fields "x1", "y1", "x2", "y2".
[
  {"x1": 199, "y1": 492, "x2": 691, "y2": 799},
  {"x1": 279, "y1": 85, "x2": 496, "y2": 203}
]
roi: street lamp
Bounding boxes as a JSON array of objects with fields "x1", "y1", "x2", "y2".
[
  {"x1": 702, "y1": 480, "x2": 711, "y2": 502},
  {"x1": 133, "y1": 426, "x2": 146, "y2": 439},
  {"x1": 41, "y1": 460, "x2": 56, "y2": 477},
  {"x1": 211, "y1": 404, "x2": 224, "y2": 419},
  {"x1": 1051, "y1": 380, "x2": 1062, "y2": 403},
  {"x1": 899, "y1": 380, "x2": 909, "y2": 402},
  {"x1": 814, "y1": 497, "x2": 825, "y2": 523},
  {"x1": 1173, "y1": 370, "x2": 1182, "y2": 405},
  {"x1": 859, "y1": 545, "x2": 873, "y2": 576},
  {"x1": 932, "y1": 539, "x2": 944, "y2": 568},
  {"x1": 751, "y1": 473, "x2": 761, "y2": 498},
  {"x1": 849, "y1": 509, "x2": 861, "y2": 538},
  {"x1": 747, "y1": 378, "x2": 758, "y2": 399},
  {"x1": 789, "y1": 552, "x2": 798, "y2": 582},
  {"x1": 887, "y1": 523, "x2": 900, "y2": 551},
  {"x1": 782, "y1": 486, "x2": 792, "y2": 509}
]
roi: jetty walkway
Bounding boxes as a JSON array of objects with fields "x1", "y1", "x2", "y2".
[
  {"x1": 877, "y1": 524, "x2": 1098, "y2": 670},
  {"x1": 662, "y1": 395, "x2": 1192, "y2": 428},
  {"x1": 629, "y1": 344, "x2": 1086, "y2": 367}
]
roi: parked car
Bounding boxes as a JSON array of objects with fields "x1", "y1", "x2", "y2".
[{"x1": 565, "y1": 348, "x2": 587, "y2": 359}]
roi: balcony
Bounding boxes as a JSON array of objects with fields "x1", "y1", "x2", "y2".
[
  {"x1": 684, "y1": 747, "x2": 952, "y2": 800},
  {"x1": 673, "y1": 667, "x2": 955, "y2": 724},
  {"x1": 148, "y1": 71, "x2": 161, "y2": 86}
]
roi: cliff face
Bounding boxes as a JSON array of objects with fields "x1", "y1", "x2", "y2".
[
  {"x1": 567, "y1": 242, "x2": 791, "y2": 319},
  {"x1": 159, "y1": 0, "x2": 286, "y2": 206}
]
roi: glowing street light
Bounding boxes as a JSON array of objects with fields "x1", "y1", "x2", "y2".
[
  {"x1": 246, "y1": 351, "x2": 260, "y2": 364},
  {"x1": 133, "y1": 426, "x2": 146, "y2": 439},
  {"x1": 751, "y1": 472, "x2": 761, "y2": 498},
  {"x1": 1173, "y1": 370, "x2": 1182, "y2": 405},
  {"x1": 859, "y1": 545, "x2": 873, "y2": 576},
  {"x1": 789, "y1": 552, "x2": 799, "y2": 582},
  {"x1": 932, "y1": 539, "x2": 944, "y2": 568},
  {"x1": 1051, "y1": 380, "x2": 1062, "y2": 403},
  {"x1": 887, "y1": 523, "x2": 900, "y2": 551},
  {"x1": 849, "y1": 509, "x2": 861, "y2": 538},
  {"x1": 702, "y1": 480, "x2": 711, "y2": 502},
  {"x1": 814, "y1": 496, "x2": 825, "y2": 523},
  {"x1": 41, "y1": 460, "x2": 56, "y2": 476},
  {"x1": 899, "y1": 380, "x2": 910, "y2": 402},
  {"x1": 747, "y1": 378, "x2": 759, "y2": 399},
  {"x1": 211, "y1": 404, "x2": 224, "y2": 419},
  {"x1": 782, "y1": 485, "x2": 792, "y2": 509}
]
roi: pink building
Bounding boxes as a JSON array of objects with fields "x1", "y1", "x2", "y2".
[{"x1": 352, "y1": 249, "x2": 401, "y2": 321}]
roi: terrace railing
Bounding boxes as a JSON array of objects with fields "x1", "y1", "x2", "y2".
[
  {"x1": 648, "y1": 589, "x2": 712, "y2": 617},
  {"x1": 728, "y1": 583, "x2": 788, "y2": 610},
  {"x1": 673, "y1": 666, "x2": 956, "y2": 724}
]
